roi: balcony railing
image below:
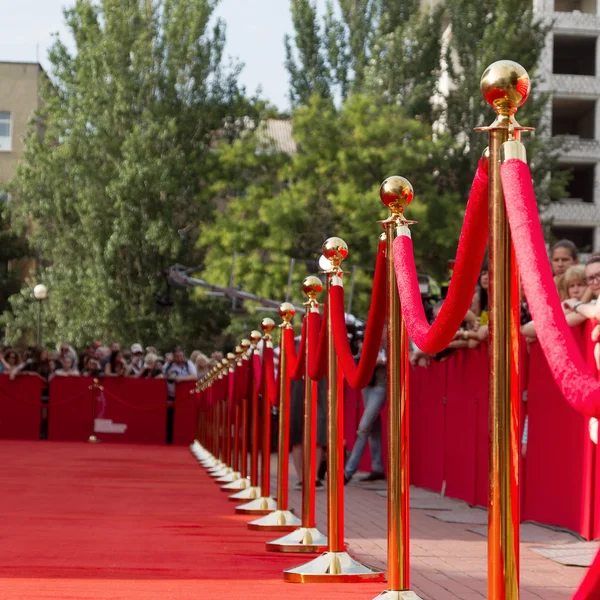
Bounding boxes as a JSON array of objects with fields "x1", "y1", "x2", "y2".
[
  {"x1": 553, "y1": 10, "x2": 600, "y2": 33},
  {"x1": 554, "y1": 135, "x2": 600, "y2": 160},
  {"x1": 543, "y1": 200, "x2": 600, "y2": 224},
  {"x1": 552, "y1": 74, "x2": 600, "y2": 97}
]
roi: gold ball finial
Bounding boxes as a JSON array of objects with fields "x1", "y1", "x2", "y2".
[
  {"x1": 279, "y1": 302, "x2": 295, "y2": 327},
  {"x1": 261, "y1": 317, "x2": 276, "y2": 335},
  {"x1": 234, "y1": 345, "x2": 243, "y2": 356},
  {"x1": 380, "y1": 176, "x2": 414, "y2": 214},
  {"x1": 302, "y1": 275, "x2": 323, "y2": 300},
  {"x1": 221, "y1": 358, "x2": 229, "y2": 367},
  {"x1": 480, "y1": 60, "x2": 530, "y2": 116},
  {"x1": 240, "y1": 339, "x2": 251, "y2": 350},
  {"x1": 322, "y1": 237, "x2": 348, "y2": 268},
  {"x1": 227, "y1": 352, "x2": 236, "y2": 361},
  {"x1": 249, "y1": 330, "x2": 262, "y2": 346}
]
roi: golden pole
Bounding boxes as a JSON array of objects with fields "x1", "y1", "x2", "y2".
[
  {"x1": 248, "y1": 303, "x2": 302, "y2": 531},
  {"x1": 222, "y1": 339, "x2": 253, "y2": 492},
  {"x1": 372, "y1": 178, "x2": 422, "y2": 599},
  {"x1": 284, "y1": 238, "x2": 384, "y2": 583},
  {"x1": 209, "y1": 357, "x2": 234, "y2": 477},
  {"x1": 267, "y1": 276, "x2": 328, "y2": 552},
  {"x1": 235, "y1": 318, "x2": 278, "y2": 515},
  {"x1": 476, "y1": 60, "x2": 531, "y2": 600},
  {"x1": 228, "y1": 332, "x2": 263, "y2": 501},
  {"x1": 216, "y1": 352, "x2": 241, "y2": 483},
  {"x1": 87, "y1": 379, "x2": 103, "y2": 444}
]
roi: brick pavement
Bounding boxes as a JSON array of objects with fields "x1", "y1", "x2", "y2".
[{"x1": 267, "y1": 456, "x2": 585, "y2": 599}]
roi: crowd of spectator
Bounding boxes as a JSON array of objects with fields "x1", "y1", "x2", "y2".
[
  {"x1": 0, "y1": 342, "x2": 218, "y2": 385},
  {"x1": 410, "y1": 238, "x2": 600, "y2": 366}
]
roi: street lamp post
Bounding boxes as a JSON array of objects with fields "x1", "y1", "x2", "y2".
[{"x1": 33, "y1": 284, "x2": 48, "y2": 346}]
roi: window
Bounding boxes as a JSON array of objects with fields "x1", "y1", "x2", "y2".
[{"x1": 0, "y1": 112, "x2": 11, "y2": 151}]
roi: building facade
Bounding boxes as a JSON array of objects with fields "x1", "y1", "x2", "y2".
[
  {"x1": 535, "y1": 0, "x2": 600, "y2": 253},
  {"x1": 0, "y1": 61, "x2": 44, "y2": 282}
]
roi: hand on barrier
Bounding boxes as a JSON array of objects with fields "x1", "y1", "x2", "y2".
[{"x1": 393, "y1": 158, "x2": 489, "y2": 355}]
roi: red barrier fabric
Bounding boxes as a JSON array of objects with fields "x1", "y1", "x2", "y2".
[
  {"x1": 523, "y1": 335, "x2": 594, "y2": 539},
  {"x1": 172, "y1": 381, "x2": 198, "y2": 446},
  {"x1": 393, "y1": 159, "x2": 489, "y2": 354},
  {"x1": 49, "y1": 378, "x2": 168, "y2": 444},
  {"x1": 0, "y1": 374, "x2": 43, "y2": 440},
  {"x1": 472, "y1": 346, "x2": 490, "y2": 508},
  {"x1": 409, "y1": 361, "x2": 445, "y2": 492},
  {"x1": 48, "y1": 377, "x2": 94, "y2": 441},
  {"x1": 288, "y1": 317, "x2": 306, "y2": 381},
  {"x1": 502, "y1": 158, "x2": 600, "y2": 418},
  {"x1": 444, "y1": 350, "x2": 478, "y2": 505}
]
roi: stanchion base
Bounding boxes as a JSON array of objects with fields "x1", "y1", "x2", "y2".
[
  {"x1": 266, "y1": 527, "x2": 328, "y2": 553},
  {"x1": 229, "y1": 485, "x2": 260, "y2": 501},
  {"x1": 247, "y1": 509, "x2": 300, "y2": 531},
  {"x1": 235, "y1": 496, "x2": 277, "y2": 515},
  {"x1": 283, "y1": 551, "x2": 385, "y2": 583},
  {"x1": 371, "y1": 592, "x2": 423, "y2": 600},
  {"x1": 205, "y1": 460, "x2": 224, "y2": 471},
  {"x1": 87, "y1": 435, "x2": 100, "y2": 444},
  {"x1": 215, "y1": 471, "x2": 240, "y2": 483},
  {"x1": 209, "y1": 467, "x2": 233, "y2": 478},
  {"x1": 221, "y1": 477, "x2": 250, "y2": 491}
]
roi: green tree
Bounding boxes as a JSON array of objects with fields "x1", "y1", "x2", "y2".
[
  {"x1": 4, "y1": 0, "x2": 248, "y2": 350},
  {"x1": 199, "y1": 95, "x2": 462, "y2": 319}
]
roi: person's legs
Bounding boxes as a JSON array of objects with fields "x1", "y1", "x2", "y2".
[
  {"x1": 366, "y1": 386, "x2": 385, "y2": 474},
  {"x1": 292, "y1": 444, "x2": 302, "y2": 480},
  {"x1": 344, "y1": 386, "x2": 386, "y2": 479}
]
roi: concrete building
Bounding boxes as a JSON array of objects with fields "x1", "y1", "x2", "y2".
[
  {"x1": 0, "y1": 61, "x2": 44, "y2": 279},
  {"x1": 535, "y1": 0, "x2": 600, "y2": 253}
]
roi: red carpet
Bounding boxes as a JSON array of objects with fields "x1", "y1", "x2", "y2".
[{"x1": 0, "y1": 441, "x2": 386, "y2": 599}]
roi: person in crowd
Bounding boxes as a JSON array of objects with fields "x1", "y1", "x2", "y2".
[
  {"x1": 127, "y1": 344, "x2": 145, "y2": 376},
  {"x1": 344, "y1": 342, "x2": 387, "y2": 486},
  {"x1": 95, "y1": 346, "x2": 110, "y2": 366},
  {"x1": 131, "y1": 353, "x2": 164, "y2": 378},
  {"x1": 81, "y1": 356, "x2": 103, "y2": 378},
  {"x1": 1, "y1": 348, "x2": 22, "y2": 375},
  {"x1": 471, "y1": 265, "x2": 489, "y2": 324},
  {"x1": 289, "y1": 340, "x2": 326, "y2": 490},
  {"x1": 53, "y1": 355, "x2": 80, "y2": 377},
  {"x1": 163, "y1": 348, "x2": 197, "y2": 444},
  {"x1": 14, "y1": 346, "x2": 54, "y2": 381},
  {"x1": 210, "y1": 351, "x2": 223, "y2": 363},
  {"x1": 563, "y1": 265, "x2": 587, "y2": 303},
  {"x1": 59, "y1": 343, "x2": 78, "y2": 366},
  {"x1": 104, "y1": 350, "x2": 127, "y2": 377},
  {"x1": 145, "y1": 346, "x2": 158, "y2": 355},
  {"x1": 524, "y1": 256, "x2": 596, "y2": 341},
  {"x1": 195, "y1": 353, "x2": 210, "y2": 380},
  {"x1": 551, "y1": 239, "x2": 579, "y2": 299}
]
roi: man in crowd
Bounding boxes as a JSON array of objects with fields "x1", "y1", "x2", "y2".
[{"x1": 163, "y1": 348, "x2": 197, "y2": 444}]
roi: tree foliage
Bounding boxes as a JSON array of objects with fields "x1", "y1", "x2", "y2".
[{"x1": 4, "y1": 0, "x2": 247, "y2": 349}]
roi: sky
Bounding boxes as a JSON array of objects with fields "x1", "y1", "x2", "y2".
[{"x1": 0, "y1": 0, "x2": 327, "y2": 110}]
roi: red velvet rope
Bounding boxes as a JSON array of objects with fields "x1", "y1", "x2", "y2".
[
  {"x1": 329, "y1": 243, "x2": 386, "y2": 389},
  {"x1": 235, "y1": 360, "x2": 248, "y2": 406},
  {"x1": 501, "y1": 159, "x2": 600, "y2": 418},
  {"x1": 262, "y1": 346, "x2": 277, "y2": 407},
  {"x1": 252, "y1": 353, "x2": 261, "y2": 392},
  {"x1": 288, "y1": 317, "x2": 306, "y2": 381},
  {"x1": 308, "y1": 309, "x2": 327, "y2": 381},
  {"x1": 393, "y1": 158, "x2": 489, "y2": 354}
]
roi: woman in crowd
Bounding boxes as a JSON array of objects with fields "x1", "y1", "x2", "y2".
[
  {"x1": 81, "y1": 356, "x2": 103, "y2": 378},
  {"x1": 1, "y1": 348, "x2": 22, "y2": 375},
  {"x1": 471, "y1": 265, "x2": 489, "y2": 324},
  {"x1": 551, "y1": 239, "x2": 579, "y2": 299},
  {"x1": 131, "y1": 353, "x2": 164, "y2": 378},
  {"x1": 104, "y1": 350, "x2": 127, "y2": 377},
  {"x1": 195, "y1": 353, "x2": 210, "y2": 380},
  {"x1": 52, "y1": 355, "x2": 80, "y2": 377}
]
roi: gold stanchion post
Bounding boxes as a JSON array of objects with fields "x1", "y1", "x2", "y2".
[
  {"x1": 267, "y1": 276, "x2": 328, "y2": 553},
  {"x1": 222, "y1": 339, "x2": 253, "y2": 492},
  {"x1": 476, "y1": 60, "x2": 530, "y2": 600},
  {"x1": 284, "y1": 238, "x2": 384, "y2": 583},
  {"x1": 228, "y1": 332, "x2": 263, "y2": 501},
  {"x1": 87, "y1": 379, "x2": 103, "y2": 443},
  {"x1": 371, "y1": 178, "x2": 422, "y2": 599},
  {"x1": 216, "y1": 352, "x2": 241, "y2": 483},
  {"x1": 235, "y1": 318, "x2": 278, "y2": 514},
  {"x1": 248, "y1": 303, "x2": 302, "y2": 531}
]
